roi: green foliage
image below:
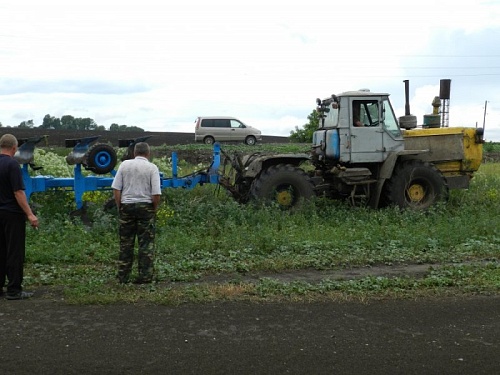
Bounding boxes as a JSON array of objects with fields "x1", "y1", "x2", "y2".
[
  {"x1": 109, "y1": 123, "x2": 145, "y2": 132},
  {"x1": 483, "y1": 141, "x2": 500, "y2": 152},
  {"x1": 39, "y1": 114, "x2": 100, "y2": 130},
  {"x1": 32, "y1": 148, "x2": 74, "y2": 176},
  {"x1": 41, "y1": 114, "x2": 61, "y2": 129},
  {"x1": 254, "y1": 262, "x2": 500, "y2": 299},
  {"x1": 289, "y1": 109, "x2": 320, "y2": 143},
  {"x1": 10, "y1": 113, "x2": 143, "y2": 131},
  {"x1": 18, "y1": 119, "x2": 34, "y2": 128},
  {"x1": 162, "y1": 143, "x2": 309, "y2": 154},
  {"x1": 18, "y1": 148, "x2": 500, "y2": 304}
]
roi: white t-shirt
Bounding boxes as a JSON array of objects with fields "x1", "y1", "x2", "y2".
[{"x1": 111, "y1": 156, "x2": 161, "y2": 204}]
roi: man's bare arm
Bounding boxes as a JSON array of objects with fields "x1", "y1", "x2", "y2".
[{"x1": 14, "y1": 190, "x2": 38, "y2": 228}]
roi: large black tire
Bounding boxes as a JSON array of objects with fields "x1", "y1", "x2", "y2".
[
  {"x1": 250, "y1": 164, "x2": 315, "y2": 209},
  {"x1": 83, "y1": 144, "x2": 117, "y2": 175},
  {"x1": 384, "y1": 160, "x2": 448, "y2": 210}
]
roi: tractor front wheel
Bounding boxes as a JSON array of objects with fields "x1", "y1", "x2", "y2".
[{"x1": 250, "y1": 164, "x2": 315, "y2": 209}]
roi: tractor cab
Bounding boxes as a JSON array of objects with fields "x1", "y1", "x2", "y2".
[{"x1": 312, "y1": 90, "x2": 405, "y2": 166}]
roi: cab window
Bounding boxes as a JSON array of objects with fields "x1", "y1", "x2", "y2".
[
  {"x1": 353, "y1": 100, "x2": 379, "y2": 127},
  {"x1": 322, "y1": 104, "x2": 339, "y2": 128},
  {"x1": 381, "y1": 99, "x2": 401, "y2": 137}
]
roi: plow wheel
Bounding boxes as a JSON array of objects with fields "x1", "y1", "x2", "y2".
[
  {"x1": 83, "y1": 143, "x2": 117, "y2": 175},
  {"x1": 250, "y1": 164, "x2": 314, "y2": 209},
  {"x1": 385, "y1": 160, "x2": 448, "y2": 210}
]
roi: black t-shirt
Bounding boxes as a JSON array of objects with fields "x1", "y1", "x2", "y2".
[{"x1": 0, "y1": 154, "x2": 25, "y2": 214}]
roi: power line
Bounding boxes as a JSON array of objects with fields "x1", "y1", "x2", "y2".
[
  {"x1": 399, "y1": 73, "x2": 500, "y2": 77},
  {"x1": 402, "y1": 67, "x2": 500, "y2": 69},
  {"x1": 334, "y1": 73, "x2": 500, "y2": 78},
  {"x1": 396, "y1": 55, "x2": 500, "y2": 58}
]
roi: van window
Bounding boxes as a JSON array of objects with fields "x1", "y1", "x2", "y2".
[
  {"x1": 201, "y1": 119, "x2": 230, "y2": 128},
  {"x1": 200, "y1": 119, "x2": 213, "y2": 127},
  {"x1": 213, "y1": 119, "x2": 230, "y2": 128},
  {"x1": 230, "y1": 119, "x2": 245, "y2": 129}
]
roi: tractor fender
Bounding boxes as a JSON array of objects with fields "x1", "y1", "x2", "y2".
[
  {"x1": 370, "y1": 149, "x2": 429, "y2": 208},
  {"x1": 240, "y1": 153, "x2": 310, "y2": 179}
]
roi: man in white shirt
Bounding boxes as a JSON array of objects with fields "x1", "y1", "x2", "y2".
[{"x1": 111, "y1": 142, "x2": 161, "y2": 284}]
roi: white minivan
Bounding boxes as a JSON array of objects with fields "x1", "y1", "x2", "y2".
[{"x1": 194, "y1": 116, "x2": 262, "y2": 145}]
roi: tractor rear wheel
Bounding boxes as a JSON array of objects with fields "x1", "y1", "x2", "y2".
[
  {"x1": 250, "y1": 164, "x2": 314, "y2": 209},
  {"x1": 83, "y1": 144, "x2": 117, "y2": 175},
  {"x1": 385, "y1": 160, "x2": 448, "y2": 210}
]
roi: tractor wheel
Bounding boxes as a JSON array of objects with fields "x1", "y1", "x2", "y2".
[
  {"x1": 83, "y1": 143, "x2": 117, "y2": 175},
  {"x1": 385, "y1": 160, "x2": 448, "y2": 210},
  {"x1": 250, "y1": 164, "x2": 315, "y2": 209}
]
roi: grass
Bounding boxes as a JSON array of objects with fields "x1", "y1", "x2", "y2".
[
  {"x1": 20, "y1": 149, "x2": 500, "y2": 305},
  {"x1": 483, "y1": 141, "x2": 500, "y2": 153}
]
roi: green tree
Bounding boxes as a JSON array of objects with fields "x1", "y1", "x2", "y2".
[
  {"x1": 73, "y1": 118, "x2": 97, "y2": 130},
  {"x1": 125, "y1": 125, "x2": 144, "y2": 132},
  {"x1": 61, "y1": 115, "x2": 75, "y2": 130},
  {"x1": 40, "y1": 114, "x2": 61, "y2": 129},
  {"x1": 18, "y1": 119, "x2": 34, "y2": 128},
  {"x1": 109, "y1": 123, "x2": 144, "y2": 132},
  {"x1": 289, "y1": 109, "x2": 320, "y2": 143}
]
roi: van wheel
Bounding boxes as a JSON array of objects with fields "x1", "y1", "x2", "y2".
[
  {"x1": 204, "y1": 136, "x2": 215, "y2": 145},
  {"x1": 245, "y1": 136, "x2": 257, "y2": 145}
]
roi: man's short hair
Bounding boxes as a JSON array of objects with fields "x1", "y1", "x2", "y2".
[
  {"x1": 134, "y1": 142, "x2": 150, "y2": 156},
  {"x1": 0, "y1": 134, "x2": 18, "y2": 149}
]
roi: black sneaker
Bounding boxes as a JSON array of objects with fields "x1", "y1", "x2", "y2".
[{"x1": 6, "y1": 291, "x2": 33, "y2": 300}]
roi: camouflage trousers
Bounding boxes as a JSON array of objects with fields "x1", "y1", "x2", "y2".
[{"x1": 118, "y1": 203, "x2": 156, "y2": 283}]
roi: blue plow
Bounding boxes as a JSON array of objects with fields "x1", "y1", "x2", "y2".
[{"x1": 16, "y1": 136, "x2": 221, "y2": 210}]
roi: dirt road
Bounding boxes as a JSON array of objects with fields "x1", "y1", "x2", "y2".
[{"x1": 1, "y1": 295, "x2": 499, "y2": 375}]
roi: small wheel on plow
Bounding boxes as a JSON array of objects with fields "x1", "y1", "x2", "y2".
[{"x1": 83, "y1": 144, "x2": 117, "y2": 175}]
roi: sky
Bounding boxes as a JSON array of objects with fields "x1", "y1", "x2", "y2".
[{"x1": 1, "y1": 0, "x2": 500, "y2": 141}]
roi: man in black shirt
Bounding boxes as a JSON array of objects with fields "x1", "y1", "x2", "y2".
[{"x1": 0, "y1": 134, "x2": 38, "y2": 300}]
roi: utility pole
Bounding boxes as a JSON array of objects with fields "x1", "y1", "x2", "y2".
[{"x1": 482, "y1": 100, "x2": 488, "y2": 129}]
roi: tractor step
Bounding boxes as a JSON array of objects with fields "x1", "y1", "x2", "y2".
[{"x1": 335, "y1": 167, "x2": 374, "y2": 185}]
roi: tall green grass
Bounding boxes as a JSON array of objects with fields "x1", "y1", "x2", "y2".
[
  {"x1": 20, "y1": 149, "x2": 500, "y2": 302},
  {"x1": 26, "y1": 164, "x2": 499, "y2": 273}
]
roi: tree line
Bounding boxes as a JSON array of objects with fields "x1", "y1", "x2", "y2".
[{"x1": 0, "y1": 114, "x2": 144, "y2": 132}]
